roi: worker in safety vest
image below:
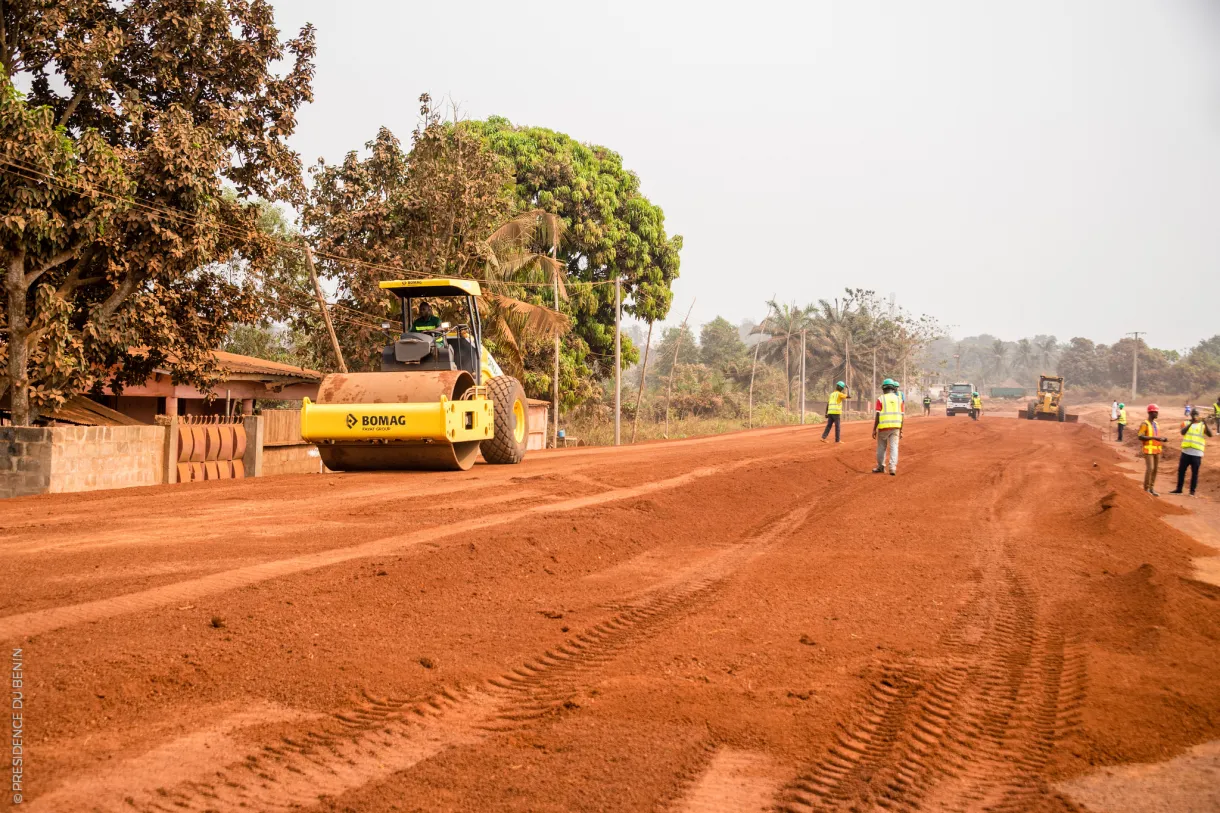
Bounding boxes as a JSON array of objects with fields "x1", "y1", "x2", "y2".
[
  {"x1": 410, "y1": 300, "x2": 442, "y2": 332},
  {"x1": 1137, "y1": 404, "x2": 1169, "y2": 496},
  {"x1": 922, "y1": 393, "x2": 931, "y2": 416},
  {"x1": 1213, "y1": 396, "x2": 1220, "y2": 431},
  {"x1": 872, "y1": 378, "x2": 904, "y2": 476},
  {"x1": 970, "y1": 391, "x2": 983, "y2": 420},
  {"x1": 1170, "y1": 409, "x2": 1212, "y2": 497},
  {"x1": 821, "y1": 381, "x2": 849, "y2": 443},
  {"x1": 1111, "y1": 402, "x2": 1127, "y2": 441}
]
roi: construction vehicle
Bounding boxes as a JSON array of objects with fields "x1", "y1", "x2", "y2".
[
  {"x1": 1019, "y1": 374, "x2": 1079, "y2": 422},
  {"x1": 299, "y1": 278, "x2": 529, "y2": 471},
  {"x1": 945, "y1": 382, "x2": 975, "y2": 416}
]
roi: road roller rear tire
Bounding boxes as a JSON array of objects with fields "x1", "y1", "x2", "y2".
[{"x1": 483, "y1": 375, "x2": 528, "y2": 465}]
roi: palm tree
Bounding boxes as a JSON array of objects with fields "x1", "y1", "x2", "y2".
[
  {"x1": 806, "y1": 297, "x2": 871, "y2": 396},
  {"x1": 1013, "y1": 338, "x2": 1034, "y2": 381},
  {"x1": 753, "y1": 299, "x2": 812, "y2": 413},
  {"x1": 1037, "y1": 337, "x2": 1059, "y2": 373},
  {"x1": 475, "y1": 210, "x2": 571, "y2": 378},
  {"x1": 990, "y1": 339, "x2": 1008, "y2": 383}
]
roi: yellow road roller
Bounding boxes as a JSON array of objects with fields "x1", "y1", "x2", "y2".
[{"x1": 299, "y1": 278, "x2": 529, "y2": 471}]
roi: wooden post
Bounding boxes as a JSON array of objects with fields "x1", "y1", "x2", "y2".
[
  {"x1": 613, "y1": 276, "x2": 621, "y2": 447},
  {"x1": 242, "y1": 414, "x2": 264, "y2": 478},
  {"x1": 663, "y1": 300, "x2": 695, "y2": 438},
  {"x1": 303, "y1": 243, "x2": 347, "y2": 374},
  {"x1": 631, "y1": 321, "x2": 653, "y2": 444}
]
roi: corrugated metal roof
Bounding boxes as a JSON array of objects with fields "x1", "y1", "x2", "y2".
[{"x1": 210, "y1": 350, "x2": 323, "y2": 381}]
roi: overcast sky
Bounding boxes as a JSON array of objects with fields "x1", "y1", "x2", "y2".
[{"x1": 272, "y1": 0, "x2": 1220, "y2": 351}]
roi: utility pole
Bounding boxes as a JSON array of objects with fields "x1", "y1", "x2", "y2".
[
  {"x1": 302, "y1": 243, "x2": 347, "y2": 374},
  {"x1": 552, "y1": 249, "x2": 560, "y2": 449},
  {"x1": 1128, "y1": 331, "x2": 1143, "y2": 401},
  {"x1": 613, "y1": 276, "x2": 621, "y2": 446},
  {"x1": 800, "y1": 329, "x2": 806, "y2": 424},
  {"x1": 663, "y1": 300, "x2": 695, "y2": 438},
  {"x1": 630, "y1": 321, "x2": 653, "y2": 444},
  {"x1": 748, "y1": 341, "x2": 761, "y2": 428},
  {"x1": 872, "y1": 347, "x2": 877, "y2": 407}
]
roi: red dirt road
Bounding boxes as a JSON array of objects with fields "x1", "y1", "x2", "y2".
[{"x1": 2, "y1": 416, "x2": 1219, "y2": 812}]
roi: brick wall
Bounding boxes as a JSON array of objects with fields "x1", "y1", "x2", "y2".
[{"x1": 0, "y1": 428, "x2": 54, "y2": 499}]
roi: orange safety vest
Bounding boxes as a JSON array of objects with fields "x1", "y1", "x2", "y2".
[{"x1": 1138, "y1": 419, "x2": 1162, "y2": 455}]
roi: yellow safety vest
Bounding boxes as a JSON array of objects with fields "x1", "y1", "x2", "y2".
[
  {"x1": 1117, "y1": 408, "x2": 1126, "y2": 426},
  {"x1": 1183, "y1": 421, "x2": 1206, "y2": 454},
  {"x1": 971, "y1": 396, "x2": 982, "y2": 409},
  {"x1": 877, "y1": 393, "x2": 903, "y2": 430},
  {"x1": 827, "y1": 391, "x2": 846, "y2": 415},
  {"x1": 1139, "y1": 420, "x2": 1162, "y2": 455},
  {"x1": 1213, "y1": 402, "x2": 1219, "y2": 416}
]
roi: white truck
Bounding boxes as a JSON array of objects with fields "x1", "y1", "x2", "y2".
[{"x1": 946, "y1": 382, "x2": 975, "y2": 417}]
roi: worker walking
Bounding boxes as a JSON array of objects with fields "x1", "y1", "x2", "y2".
[
  {"x1": 922, "y1": 393, "x2": 931, "y2": 416},
  {"x1": 821, "y1": 381, "x2": 848, "y2": 443},
  {"x1": 872, "y1": 378, "x2": 904, "y2": 476},
  {"x1": 1213, "y1": 396, "x2": 1220, "y2": 431},
  {"x1": 1111, "y1": 402, "x2": 1127, "y2": 441},
  {"x1": 1137, "y1": 404, "x2": 1169, "y2": 497},
  {"x1": 970, "y1": 391, "x2": 983, "y2": 420},
  {"x1": 1170, "y1": 409, "x2": 1213, "y2": 497}
]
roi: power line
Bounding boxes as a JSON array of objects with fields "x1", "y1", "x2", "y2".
[{"x1": 0, "y1": 156, "x2": 618, "y2": 291}]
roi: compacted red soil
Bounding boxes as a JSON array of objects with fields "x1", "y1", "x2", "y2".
[{"x1": 2, "y1": 415, "x2": 1218, "y2": 812}]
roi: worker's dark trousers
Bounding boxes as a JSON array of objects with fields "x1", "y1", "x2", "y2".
[
  {"x1": 822, "y1": 414, "x2": 841, "y2": 442},
  {"x1": 970, "y1": 409, "x2": 978, "y2": 421},
  {"x1": 1117, "y1": 423, "x2": 1125, "y2": 441},
  {"x1": 1176, "y1": 454, "x2": 1202, "y2": 494}
]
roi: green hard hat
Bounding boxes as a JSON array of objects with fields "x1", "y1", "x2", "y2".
[
  {"x1": 881, "y1": 378, "x2": 897, "y2": 388},
  {"x1": 1119, "y1": 402, "x2": 1124, "y2": 408},
  {"x1": 973, "y1": 391, "x2": 979, "y2": 395},
  {"x1": 836, "y1": 380, "x2": 846, "y2": 389}
]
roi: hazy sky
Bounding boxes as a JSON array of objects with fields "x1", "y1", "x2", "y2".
[{"x1": 272, "y1": 0, "x2": 1220, "y2": 351}]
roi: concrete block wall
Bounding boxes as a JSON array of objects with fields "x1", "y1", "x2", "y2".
[
  {"x1": 47, "y1": 425, "x2": 166, "y2": 493},
  {"x1": 263, "y1": 443, "x2": 324, "y2": 476},
  {"x1": 0, "y1": 428, "x2": 54, "y2": 499}
]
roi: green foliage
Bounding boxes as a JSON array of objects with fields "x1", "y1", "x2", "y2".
[
  {"x1": 468, "y1": 116, "x2": 680, "y2": 384},
  {"x1": 1, "y1": 0, "x2": 315, "y2": 424},
  {"x1": 652, "y1": 324, "x2": 698, "y2": 380}
]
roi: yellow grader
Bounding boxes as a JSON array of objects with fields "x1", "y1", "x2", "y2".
[
  {"x1": 1019, "y1": 374, "x2": 1079, "y2": 422},
  {"x1": 299, "y1": 278, "x2": 529, "y2": 471}
]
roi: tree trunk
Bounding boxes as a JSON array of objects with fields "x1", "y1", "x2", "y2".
[
  {"x1": 748, "y1": 341, "x2": 761, "y2": 428},
  {"x1": 630, "y1": 321, "x2": 653, "y2": 444},
  {"x1": 5, "y1": 250, "x2": 32, "y2": 425},
  {"x1": 784, "y1": 340, "x2": 790, "y2": 414}
]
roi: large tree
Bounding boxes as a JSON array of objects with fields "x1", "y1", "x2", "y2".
[
  {"x1": 469, "y1": 117, "x2": 682, "y2": 386},
  {"x1": 301, "y1": 99, "x2": 569, "y2": 378},
  {"x1": 0, "y1": 0, "x2": 314, "y2": 424}
]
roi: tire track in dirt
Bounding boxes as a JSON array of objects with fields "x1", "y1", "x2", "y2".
[
  {"x1": 778, "y1": 446, "x2": 1088, "y2": 813},
  {"x1": 31, "y1": 503, "x2": 814, "y2": 813},
  {"x1": 666, "y1": 746, "x2": 787, "y2": 813},
  {"x1": 0, "y1": 456, "x2": 795, "y2": 643}
]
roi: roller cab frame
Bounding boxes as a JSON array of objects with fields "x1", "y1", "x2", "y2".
[{"x1": 300, "y1": 278, "x2": 530, "y2": 471}]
